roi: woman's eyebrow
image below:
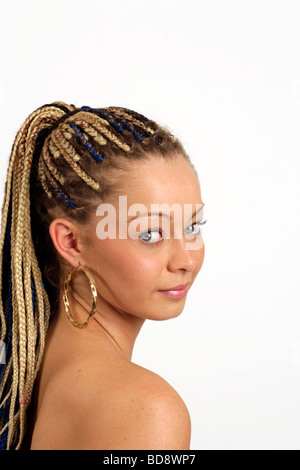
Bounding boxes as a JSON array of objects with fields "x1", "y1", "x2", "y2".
[{"x1": 127, "y1": 203, "x2": 205, "y2": 222}]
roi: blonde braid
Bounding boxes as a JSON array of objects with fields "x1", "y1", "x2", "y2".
[
  {"x1": 50, "y1": 128, "x2": 101, "y2": 191},
  {"x1": 64, "y1": 119, "x2": 107, "y2": 147},
  {"x1": 0, "y1": 105, "x2": 63, "y2": 449},
  {"x1": 41, "y1": 145, "x2": 66, "y2": 186},
  {"x1": 80, "y1": 114, "x2": 131, "y2": 152},
  {"x1": 108, "y1": 107, "x2": 156, "y2": 134}
]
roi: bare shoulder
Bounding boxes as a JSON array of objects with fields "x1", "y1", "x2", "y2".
[
  {"x1": 31, "y1": 356, "x2": 191, "y2": 450},
  {"x1": 71, "y1": 359, "x2": 190, "y2": 449},
  {"x1": 96, "y1": 360, "x2": 192, "y2": 450}
]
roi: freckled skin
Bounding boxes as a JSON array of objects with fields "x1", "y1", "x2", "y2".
[{"x1": 29, "y1": 154, "x2": 205, "y2": 450}]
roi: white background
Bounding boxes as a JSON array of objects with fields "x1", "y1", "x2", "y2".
[{"x1": 1, "y1": 0, "x2": 299, "y2": 450}]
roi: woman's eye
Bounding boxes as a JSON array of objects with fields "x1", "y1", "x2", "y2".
[
  {"x1": 184, "y1": 219, "x2": 207, "y2": 236},
  {"x1": 139, "y1": 220, "x2": 207, "y2": 245},
  {"x1": 139, "y1": 230, "x2": 162, "y2": 244}
]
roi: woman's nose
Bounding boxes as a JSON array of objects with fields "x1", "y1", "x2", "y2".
[{"x1": 167, "y1": 238, "x2": 200, "y2": 272}]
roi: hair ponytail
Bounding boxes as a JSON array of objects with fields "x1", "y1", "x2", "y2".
[{"x1": 0, "y1": 103, "x2": 75, "y2": 449}]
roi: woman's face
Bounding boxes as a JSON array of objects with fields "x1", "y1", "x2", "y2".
[{"x1": 82, "y1": 154, "x2": 205, "y2": 321}]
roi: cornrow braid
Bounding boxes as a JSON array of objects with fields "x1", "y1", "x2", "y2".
[
  {"x1": 68, "y1": 123, "x2": 104, "y2": 162},
  {"x1": 0, "y1": 101, "x2": 194, "y2": 449},
  {"x1": 72, "y1": 110, "x2": 131, "y2": 152},
  {"x1": 50, "y1": 128, "x2": 101, "y2": 191},
  {"x1": 66, "y1": 119, "x2": 107, "y2": 146},
  {"x1": 82, "y1": 107, "x2": 146, "y2": 142},
  {"x1": 108, "y1": 107, "x2": 156, "y2": 135},
  {"x1": 39, "y1": 153, "x2": 77, "y2": 210}
]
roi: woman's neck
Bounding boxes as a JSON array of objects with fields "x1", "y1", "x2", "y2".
[{"x1": 55, "y1": 286, "x2": 145, "y2": 361}]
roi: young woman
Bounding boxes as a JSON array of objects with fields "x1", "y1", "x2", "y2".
[{"x1": 0, "y1": 102, "x2": 206, "y2": 450}]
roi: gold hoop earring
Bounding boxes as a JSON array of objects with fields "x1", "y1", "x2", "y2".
[{"x1": 63, "y1": 265, "x2": 97, "y2": 329}]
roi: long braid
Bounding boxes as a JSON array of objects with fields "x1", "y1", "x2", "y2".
[
  {"x1": 0, "y1": 105, "x2": 69, "y2": 449},
  {"x1": 0, "y1": 101, "x2": 193, "y2": 449}
]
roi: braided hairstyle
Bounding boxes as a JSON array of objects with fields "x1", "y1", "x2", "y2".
[{"x1": 0, "y1": 101, "x2": 195, "y2": 449}]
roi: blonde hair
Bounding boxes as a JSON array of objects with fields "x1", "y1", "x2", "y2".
[{"x1": 0, "y1": 102, "x2": 194, "y2": 449}]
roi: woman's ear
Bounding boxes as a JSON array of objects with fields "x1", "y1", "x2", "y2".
[{"x1": 49, "y1": 218, "x2": 82, "y2": 268}]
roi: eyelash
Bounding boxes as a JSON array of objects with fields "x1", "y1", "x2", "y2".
[{"x1": 139, "y1": 219, "x2": 207, "y2": 246}]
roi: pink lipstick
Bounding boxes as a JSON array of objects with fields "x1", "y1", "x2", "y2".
[{"x1": 158, "y1": 283, "x2": 189, "y2": 300}]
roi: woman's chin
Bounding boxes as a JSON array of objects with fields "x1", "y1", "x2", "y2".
[{"x1": 145, "y1": 299, "x2": 187, "y2": 321}]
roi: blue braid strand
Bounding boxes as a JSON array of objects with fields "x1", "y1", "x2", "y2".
[
  {"x1": 81, "y1": 105, "x2": 93, "y2": 112},
  {"x1": 0, "y1": 394, "x2": 10, "y2": 450},
  {"x1": 81, "y1": 106, "x2": 145, "y2": 141},
  {"x1": 112, "y1": 115, "x2": 144, "y2": 142},
  {"x1": 98, "y1": 110, "x2": 126, "y2": 134},
  {"x1": 69, "y1": 123, "x2": 104, "y2": 162},
  {"x1": 81, "y1": 105, "x2": 149, "y2": 123},
  {"x1": 0, "y1": 395, "x2": 10, "y2": 418},
  {"x1": 40, "y1": 154, "x2": 77, "y2": 210},
  {"x1": 80, "y1": 106, "x2": 125, "y2": 134},
  {"x1": 0, "y1": 426, "x2": 8, "y2": 450}
]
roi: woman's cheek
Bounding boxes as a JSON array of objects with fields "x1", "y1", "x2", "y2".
[{"x1": 121, "y1": 256, "x2": 160, "y2": 287}]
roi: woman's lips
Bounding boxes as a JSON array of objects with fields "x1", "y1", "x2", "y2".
[{"x1": 158, "y1": 283, "x2": 189, "y2": 299}]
